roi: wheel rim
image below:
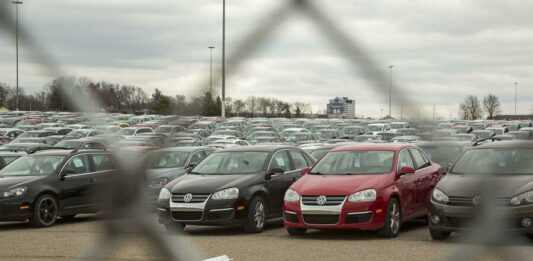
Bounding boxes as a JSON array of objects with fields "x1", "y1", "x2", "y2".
[
  {"x1": 253, "y1": 201, "x2": 265, "y2": 229},
  {"x1": 390, "y1": 202, "x2": 400, "y2": 234},
  {"x1": 38, "y1": 198, "x2": 57, "y2": 225}
]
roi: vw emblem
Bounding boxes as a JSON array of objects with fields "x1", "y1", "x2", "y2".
[
  {"x1": 183, "y1": 193, "x2": 193, "y2": 203},
  {"x1": 472, "y1": 196, "x2": 481, "y2": 206},
  {"x1": 316, "y1": 195, "x2": 327, "y2": 205}
]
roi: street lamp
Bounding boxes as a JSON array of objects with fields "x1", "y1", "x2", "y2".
[
  {"x1": 380, "y1": 108, "x2": 383, "y2": 120},
  {"x1": 221, "y1": 0, "x2": 226, "y2": 118},
  {"x1": 388, "y1": 65, "x2": 393, "y2": 118},
  {"x1": 12, "y1": 1, "x2": 23, "y2": 111},
  {"x1": 514, "y1": 82, "x2": 518, "y2": 116},
  {"x1": 208, "y1": 47, "x2": 215, "y2": 94}
]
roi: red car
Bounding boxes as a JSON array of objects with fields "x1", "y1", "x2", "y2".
[{"x1": 283, "y1": 144, "x2": 441, "y2": 237}]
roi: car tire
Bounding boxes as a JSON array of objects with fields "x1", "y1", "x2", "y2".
[
  {"x1": 243, "y1": 196, "x2": 267, "y2": 234},
  {"x1": 429, "y1": 227, "x2": 451, "y2": 240},
  {"x1": 164, "y1": 223, "x2": 185, "y2": 232},
  {"x1": 378, "y1": 198, "x2": 402, "y2": 238},
  {"x1": 30, "y1": 194, "x2": 58, "y2": 228},
  {"x1": 286, "y1": 227, "x2": 307, "y2": 236}
]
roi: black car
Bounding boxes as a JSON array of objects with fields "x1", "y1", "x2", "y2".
[
  {"x1": 144, "y1": 147, "x2": 214, "y2": 204},
  {"x1": 0, "y1": 148, "x2": 118, "y2": 227},
  {"x1": 416, "y1": 141, "x2": 471, "y2": 172},
  {"x1": 157, "y1": 145, "x2": 316, "y2": 233},
  {"x1": 0, "y1": 151, "x2": 25, "y2": 169}
]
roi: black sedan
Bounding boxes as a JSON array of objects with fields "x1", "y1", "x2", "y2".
[{"x1": 157, "y1": 145, "x2": 316, "y2": 233}]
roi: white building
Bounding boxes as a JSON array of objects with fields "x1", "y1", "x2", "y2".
[{"x1": 327, "y1": 97, "x2": 355, "y2": 119}]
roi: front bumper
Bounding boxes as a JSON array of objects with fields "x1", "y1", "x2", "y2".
[
  {"x1": 0, "y1": 197, "x2": 32, "y2": 222},
  {"x1": 428, "y1": 199, "x2": 533, "y2": 233},
  {"x1": 283, "y1": 198, "x2": 388, "y2": 230}
]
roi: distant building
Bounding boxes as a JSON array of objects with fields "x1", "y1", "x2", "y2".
[{"x1": 327, "y1": 97, "x2": 355, "y2": 119}]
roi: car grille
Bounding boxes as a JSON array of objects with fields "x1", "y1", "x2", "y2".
[
  {"x1": 446, "y1": 217, "x2": 471, "y2": 227},
  {"x1": 303, "y1": 214, "x2": 339, "y2": 225},
  {"x1": 171, "y1": 193, "x2": 210, "y2": 203},
  {"x1": 206, "y1": 210, "x2": 234, "y2": 220},
  {"x1": 447, "y1": 196, "x2": 511, "y2": 207},
  {"x1": 345, "y1": 212, "x2": 372, "y2": 224},
  {"x1": 283, "y1": 212, "x2": 299, "y2": 223},
  {"x1": 171, "y1": 211, "x2": 203, "y2": 221},
  {"x1": 301, "y1": 195, "x2": 346, "y2": 206}
]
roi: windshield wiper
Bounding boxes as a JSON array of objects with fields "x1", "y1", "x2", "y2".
[{"x1": 308, "y1": 172, "x2": 323, "y2": 175}]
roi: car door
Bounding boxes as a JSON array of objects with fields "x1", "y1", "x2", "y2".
[
  {"x1": 395, "y1": 149, "x2": 418, "y2": 218},
  {"x1": 265, "y1": 150, "x2": 292, "y2": 215},
  {"x1": 409, "y1": 148, "x2": 436, "y2": 209},
  {"x1": 88, "y1": 153, "x2": 118, "y2": 207},
  {"x1": 59, "y1": 154, "x2": 97, "y2": 211}
]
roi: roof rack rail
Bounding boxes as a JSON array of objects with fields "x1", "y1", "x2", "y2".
[
  {"x1": 26, "y1": 147, "x2": 70, "y2": 154},
  {"x1": 472, "y1": 137, "x2": 501, "y2": 147}
]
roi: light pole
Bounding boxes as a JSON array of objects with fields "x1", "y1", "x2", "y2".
[
  {"x1": 380, "y1": 109, "x2": 383, "y2": 120},
  {"x1": 514, "y1": 82, "x2": 518, "y2": 116},
  {"x1": 208, "y1": 47, "x2": 215, "y2": 94},
  {"x1": 388, "y1": 65, "x2": 393, "y2": 118},
  {"x1": 221, "y1": 0, "x2": 226, "y2": 118},
  {"x1": 12, "y1": 1, "x2": 23, "y2": 111}
]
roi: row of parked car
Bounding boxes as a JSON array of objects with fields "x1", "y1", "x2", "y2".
[{"x1": 0, "y1": 111, "x2": 531, "y2": 242}]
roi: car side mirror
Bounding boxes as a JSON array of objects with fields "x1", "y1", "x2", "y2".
[
  {"x1": 60, "y1": 169, "x2": 76, "y2": 178},
  {"x1": 300, "y1": 167, "x2": 310, "y2": 175},
  {"x1": 266, "y1": 167, "x2": 285, "y2": 180},
  {"x1": 399, "y1": 166, "x2": 415, "y2": 176}
]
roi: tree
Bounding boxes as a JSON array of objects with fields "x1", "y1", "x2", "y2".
[
  {"x1": 233, "y1": 99, "x2": 245, "y2": 116},
  {"x1": 482, "y1": 94, "x2": 501, "y2": 120},
  {"x1": 459, "y1": 95, "x2": 483, "y2": 120}
]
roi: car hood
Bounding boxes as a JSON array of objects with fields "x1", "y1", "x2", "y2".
[
  {"x1": 168, "y1": 173, "x2": 260, "y2": 194},
  {"x1": 0, "y1": 175, "x2": 46, "y2": 191},
  {"x1": 291, "y1": 173, "x2": 392, "y2": 196},
  {"x1": 146, "y1": 168, "x2": 186, "y2": 180},
  {"x1": 437, "y1": 174, "x2": 533, "y2": 198}
]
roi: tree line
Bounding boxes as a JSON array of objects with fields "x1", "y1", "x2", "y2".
[
  {"x1": 0, "y1": 76, "x2": 313, "y2": 117},
  {"x1": 458, "y1": 94, "x2": 502, "y2": 120}
]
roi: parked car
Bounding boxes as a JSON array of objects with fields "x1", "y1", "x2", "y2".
[
  {"x1": 283, "y1": 144, "x2": 441, "y2": 237},
  {"x1": 54, "y1": 138, "x2": 107, "y2": 149},
  {"x1": 428, "y1": 141, "x2": 533, "y2": 240},
  {"x1": 417, "y1": 141, "x2": 470, "y2": 173},
  {"x1": 157, "y1": 145, "x2": 316, "y2": 233}
]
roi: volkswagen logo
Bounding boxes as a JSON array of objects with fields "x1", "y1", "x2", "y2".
[
  {"x1": 472, "y1": 196, "x2": 481, "y2": 206},
  {"x1": 183, "y1": 193, "x2": 193, "y2": 203},
  {"x1": 316, "y1": 195, "x2": 327, "y2": 205}
]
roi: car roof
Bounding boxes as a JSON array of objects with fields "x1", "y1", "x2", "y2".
[
  {"x1": 473, "y1": 140, "x2": 533, "y2": 149},
  {"x1": 216, "y1": 145, "x2": 296, "y2": 152},
  {"x1": 416, "y1": 141, "x2": 471, "y2": 147},
  {"x1": 32, "y1": 148, "x2": 108, "y2": 156},
  {"x1": 155, "y1": 146, "x2": 210, "y2": 152},
  {"x1": 331, "y1": 143, "x2": 413, "y2": 152}
]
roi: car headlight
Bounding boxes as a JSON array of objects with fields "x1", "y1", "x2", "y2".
[
  {"x1": 1, "y1": 187, "x2": 27, "y2": 199},
  {"x1": 211, "y1": 188, "x2": 239, "y2": 200},
  {"x1": 158, "y1": 188, "x2": 171, "y2": 200},
  {"x1": 510, "y1": 191, "x2": 533, "y2": 206},
  {"x1": 432, "y1": 188, "x2": 449, "y2": 204},
  {"x1": 284, "y1": 189, "x2": 300, "y2": 202},
  {"x1": 149, "y1": 177, "x2": 170, "y2": 187},
  {"x1": 348, "y1": 189, "x2": 376, "y2": 202}
]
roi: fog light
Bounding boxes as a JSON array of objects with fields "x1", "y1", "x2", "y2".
[
  {"x1": 431, "y1": 215, "x2": 441, "y2": 224},
  {"x1": 521, "y1": 218, "x2": 532, "y2": 227}
]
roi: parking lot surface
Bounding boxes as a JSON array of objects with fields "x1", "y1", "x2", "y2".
[{"x1": 0, "y1": 215, "x2": 531, "y2": 261}]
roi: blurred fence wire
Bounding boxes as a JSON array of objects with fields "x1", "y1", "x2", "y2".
[{"x1": 0, "y1": 0, "x2": 529, "y2": 260}]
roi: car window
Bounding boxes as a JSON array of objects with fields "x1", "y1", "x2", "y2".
[
  {"x1": 398, "y1": 149, "x2": 415, "y2": 171},
  {"x1": 289, "y1": 150, "x2": 308, "y2": 170},
  {"x1": 91, "y1": 154, "x2": 116, "y2": 171},
  {"x1": 410, "y1": 149, "x2": 429, "y2": 169},
  {"x1": 270, "y1": 150, "x2": 291, "y2": 172},
  {"x1": 190, "y1": 151, "x2": 206, "y2": 165},
  {"x1": 65, "y1": 154, "x2": 91, "y2": 174}
]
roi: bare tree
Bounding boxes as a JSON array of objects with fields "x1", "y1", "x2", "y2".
[
  {"x1": 233, "y1": 99, "x2": 245, "y2": 116},
  {"x1": 246, "y1": 96, "x2": 257, "y2": 117},
  {"x1": 482, "y1": 94, "x2": 501, "y2": 120},
  {"x1": 459, "y1": 95, "x2": 483, "y2": 120}
]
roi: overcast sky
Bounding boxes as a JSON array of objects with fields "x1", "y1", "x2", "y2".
[{"x1": 0, "y1": 0, "x2": 532, "y2": 118}]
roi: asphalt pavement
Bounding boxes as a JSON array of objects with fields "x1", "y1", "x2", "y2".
[{"x1": 0, "y1": 215, "x2": 531, "y2": 261}]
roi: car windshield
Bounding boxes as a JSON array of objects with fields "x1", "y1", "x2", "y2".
[
  {"x1": 55, "y1": 140, "x2": 82, "y2": 149},
  {"x1": 310, "y1": 150, "x2": 394, "y2": 175},
  {"x1": 0, "y1": 156, "x2": 64, "y2": 176},
  {"x1": 116, "y1": 129, "x2": 135, "y2": 136},
  {"x1": 390, "y1": 123, "x2": 404, "y2": 129},
  {"x1": 452, "y1": 148, "x2": 533, "y2": 175},
  {"x1": 354, "y1": 136, "x2": 379, "y2": 142},
  {"x1": 420, "y1": 146, "x2": 462, "y2": 167},
  {"x1": 18, "y1": 132, "x2": 41, "y2": 138},
  {"x1": 343, "y1": 128, "x2": 362, "y2": 134},
  {"x1": 66, "y1": 130, "x2": 88, "y2": 138},
  {"x1": 192, "y1": 152, "x2": 268, "y2": 174},
  {"x1": 147, "y1": 151, "x2": 189, "y2": 168},
  {"x1": 155, "y1": 127, "x2": 172, "y2": 133},
  {"x1": 368, "y1": 125, "x2": 383, "y2": 132}
]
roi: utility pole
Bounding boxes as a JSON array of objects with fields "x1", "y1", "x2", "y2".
[
  {"x1": 515, "y1": 82, "x2": 518, "y2": 116},
  {"x1": 12, "y1": 1, "x2": 23, "y2": 111},
  {"x1": 208, "y1": 47, "x2": 215, "y2": 94},
  {"x1": 388, "y1": 65, "x2": 393, "y2": 118},
  {"x1": 221, "y1": 0, "x2": 226, "y2": 118}
]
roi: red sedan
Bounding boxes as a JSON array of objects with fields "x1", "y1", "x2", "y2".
[{"x1": 283, "y1": 143, "x2": 441, "y2": 237}]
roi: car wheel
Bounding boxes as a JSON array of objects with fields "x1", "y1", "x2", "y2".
[
  {"x1": 378, "y1": 198, "x2": 402, "y2": 238},
  {"x1": 30, "y1": 195, "x2": 58, "y2": 228},
  {"x1": 429, "y1": 226, "x2": 451, "y2": 240},
  {"x1": 243, "y1": 196, "x2": 267, "y2": 233},
  {"x1": 164, "y1": 223, "x2": 185, "y2": 232},
  {"x1": 286, "y1": 227, "x2": 307, "y2": 236},
  {"x1": 60, "y1": 214, "x2": 76, "y2": 221}
]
